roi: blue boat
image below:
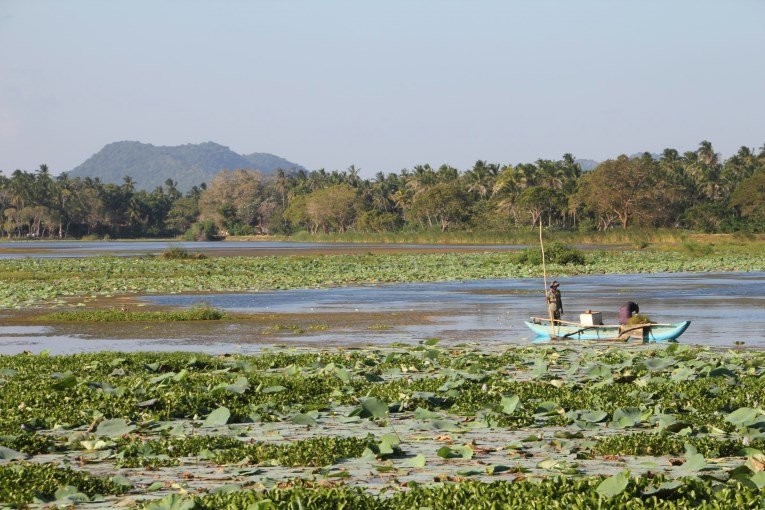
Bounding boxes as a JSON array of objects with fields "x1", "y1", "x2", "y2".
[{"x1": 525, "y1": 317, "x2": 691, "y2": 343}]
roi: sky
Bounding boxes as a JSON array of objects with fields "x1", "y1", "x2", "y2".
[{"x1": 1, "y1": 0, "x2": 764, "y2": 176}]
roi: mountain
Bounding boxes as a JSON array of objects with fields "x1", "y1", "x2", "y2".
[
  {"x1": 69, "y1": 141, "x2": 306, "y2": 191},
  {"x1": 575, "y1": 159, "x2": 600, "y2": 171},
  {"x1": 575, "y1": 152, "x2": 663, "y2": 172},
  {"x1": 242, "y1": 152, "x2": 303, "y2": 172},
  {"x1": 629, "y1": 152, "x2": 663, "y2": 160}
]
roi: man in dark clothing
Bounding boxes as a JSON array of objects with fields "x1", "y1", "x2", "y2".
[
  {"x1": 547, "y1": 281, "x2": 563, "y2": 322},
  {"x1": 619, "y1": 301, "x2": 639, "y2": 325}
]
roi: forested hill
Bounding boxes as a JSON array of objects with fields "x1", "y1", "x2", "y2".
[{"x1": 69, "y1": 141, "x2": 305, "y2": 191}]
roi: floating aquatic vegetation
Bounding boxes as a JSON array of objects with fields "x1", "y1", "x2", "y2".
[
  {"x1": 0, "y1": 463, "x2": 126, "y2": 507},
  {"x1": 36, "y1": 305, "x2": 226, "y2": 322},
  {"x1": 1, "y1": 344, "x2": 764, "y2": 507},
  {"x1": 0, "y1": 249, "x2": 763, "y2": 307},
  {"x1": 142, "y1": 475, "x2": 765, "y2": 509}
]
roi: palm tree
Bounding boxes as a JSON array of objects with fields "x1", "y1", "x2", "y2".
[
  {"x1": 697, "y1": 140, "x2": 718, "y2": 167},
  {"x1": 346, "y1": 165, "x2": 361, "y2": 187},
  {"x1": 721, "y1": 146, "x2": 757, "y2": 195},
  {"x1": 276, "y1": 169, "x2": 288, "y2": 207},
  {"x1": 122, "y1": 176, "x2": 136, "y2": 192},
  {"x1": 464, "y1": 161, "x2": 494, "y2": 199},
  {"x1": 694, "y1": 140, "x2": 722, "y2": 200},
  {"x1": 407, "y1": 165, "x2": 437, "y2": 195},
  {"x1": 437, "y1": 164, "x2": 459, "y2": 183},
  {"x1": 560, "y1": 154, "x2": 582, "y2": 192},
  {"x1": 536, "y1": 159, "x2": 564, "y2": 189}
]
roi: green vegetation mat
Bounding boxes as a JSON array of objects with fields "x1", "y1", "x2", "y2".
[
  {"x1": 141, "y1": 477, "x2": 764, "y2": 510},
  {"x1": 0, "y1": 463, "x2": 126, "y2": 507},
  {"x1": 35, "y1": 306, "x2": 225, "y2": 322},
  {"x1": 1, "y1": 343, "x2": 764, "y2": 507},
  {"x1": 1, "y1": 249, "x2": 764, "y2": 308}
]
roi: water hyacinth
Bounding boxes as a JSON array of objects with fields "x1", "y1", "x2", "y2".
[
  {"x1": 0, "y1": 344, "x2": 764, "y2": 507},
  {"x1": 0, "y1": 249, "x2": 763, "y2": 307}
]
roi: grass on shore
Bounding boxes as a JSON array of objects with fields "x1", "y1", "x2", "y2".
[{"x1": 238, "y1": 228, "x2": 764, "y2": 247}]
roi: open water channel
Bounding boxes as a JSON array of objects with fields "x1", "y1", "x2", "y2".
[{"x1": 1, "y1": 271, "x2": 762, "y2": 354}]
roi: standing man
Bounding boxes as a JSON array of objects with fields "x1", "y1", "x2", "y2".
[{"x1": 547, "y1": 281, "x2": 563, "y2": 323}]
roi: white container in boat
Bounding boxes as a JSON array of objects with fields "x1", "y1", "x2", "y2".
[{"x1": 580, "y1": 311, "x2": 603, "y2": 326}]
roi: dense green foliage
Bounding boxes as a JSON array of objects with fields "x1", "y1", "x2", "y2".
[
  {"x1": 146, "y1": 477, "x2": 765, "y2": 510},
  {"x1": 517, "y1": 242, "x2": 586, "y2": 265},
  {"x1": 1, "y1": 345, "x2": 764, "y2": 507},
  {"x1": 3, "y1": 140, "x2": 765, "y2": 239},
  {"x1": 116, "y1": 435, "x2": 372, "y2": 468},
  {"x1": 0, "y1": 345, "x2": 762, "y2": 436},
  {"x1": 0, "y1": 164, "x2": 199, "y2": 238},
  {"x1": 594, "y1": 432, "x2": 765, "y2": 457},
  {"x1": 0, "y1": 463, "x2": 125, "y2": 506},
  {"x1": 160, "y1": 247, "x2": 207, "y2": 260},
  {"x1": 0, "y1": 249, "x2": 763, "y2": 307}
]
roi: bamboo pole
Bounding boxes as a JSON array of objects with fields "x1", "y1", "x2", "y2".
[{"x1": 539, "y1": 221, "x2": 555, "y2": 337}]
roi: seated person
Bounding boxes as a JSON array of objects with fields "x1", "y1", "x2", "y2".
[{"x1": 619, "y1": 301, "x2": 639, "y2": 325}]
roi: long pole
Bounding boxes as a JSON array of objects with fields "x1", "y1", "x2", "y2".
[{"x1": 539, "y1": 221, "x2": 555, "y2": 337}]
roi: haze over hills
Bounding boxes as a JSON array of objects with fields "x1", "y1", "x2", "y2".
[
  {"x1": 66, "y1": 140, "x2": 667, "y2": 192},
  {"x1": 575, "y1": 153, "x2": 664, "y2": 171},
  {"x1": 574, "y1": 159, "x2": 599, "y2": 171},
  {"x1": 69, "y1": 141, "x2": 306, "y2": 191}
]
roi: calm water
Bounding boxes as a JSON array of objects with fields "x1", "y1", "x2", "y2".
[
  {"x1": 145, "y1": 271, "x2": 765, "y2": 346},
  {"x1": 1, "y1": 272, "x2": 762, "y2": 354},
  {"x1": 0, "y1": 240, "x2": 528, "y2": 259}
]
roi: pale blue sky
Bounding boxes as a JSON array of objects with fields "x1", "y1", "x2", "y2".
[{"x1": 1, "y1": 0, "x2": 764, "y2": 176}]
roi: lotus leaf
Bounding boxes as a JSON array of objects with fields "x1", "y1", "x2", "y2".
[
  {"x1": 96, "y1": 419, "x2": 136, "y2": 438},
  {"x1": 202, "y1": 407, "x2": 231, "y2": 427},
  {"x1": 596, "y1": 470, "x2": 630, "y2": 498}
]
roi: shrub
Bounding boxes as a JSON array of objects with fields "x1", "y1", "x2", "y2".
[
  {"x1": 681, "y1": 241, "x2": 714, "y2": 257},
  {"x1": 516, "y1": 242, "x2": 586, "y2": 265},
  {"x1": 184, "y1": 220, "x2": 220, "y2": 241},
  {"x1": 160, "y1": 246, "x2": 207, "y2": 260}
]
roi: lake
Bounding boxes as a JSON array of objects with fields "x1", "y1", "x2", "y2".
[
  {"x1": 1, "y1": 271, "x2": 762, "y2": 354},
  {"x1": 0, "y1": 240, "x2": 530, "y2": 259}
]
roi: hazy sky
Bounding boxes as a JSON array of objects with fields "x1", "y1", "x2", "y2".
[{"x1": 1, "y1": 0, "x2": 764, "y2": 176}]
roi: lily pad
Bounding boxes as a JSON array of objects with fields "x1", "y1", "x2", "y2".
[
  {"x1": 0, "y1": 446, "x2": 26, "y2": 460},
  {"x1": 580, "y1": 410, "x2": 608, "y2": 423},
  {"x1": 404, "y1": 454, "x2": 427, "y2": 468},
  {"x1": 501, "y1": 395, "x2": 520, "y2": 415},
  {"x1": 293, "y1": 413, "x2": 318, "y2": 427},
  {"x1": 726, "y1": 407, "x2": 762, "y2": 428},
  {"x1": 202, "y1": 406, "x2": 231, "y2": 427},
  {"x1": 596, "y1": 470, "x2": 629, "y2": 499},
  {"x1": 360, "y1": 397, "x2": 389, "y2": 419},
  {"x1": 95, "y1": 418, "x2": 136, "y2": 438},
  {"x1": 437, "y1": 445, "x2": 473, "y2": 459}
]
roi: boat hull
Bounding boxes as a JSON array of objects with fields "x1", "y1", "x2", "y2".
[{"x1": 524, "y1": 320, "x2": 691, "y2": 342}]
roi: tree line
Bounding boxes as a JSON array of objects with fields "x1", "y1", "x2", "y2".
[{"x1": 1, "y1": 140, "x2": 764, "y2": 239}]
